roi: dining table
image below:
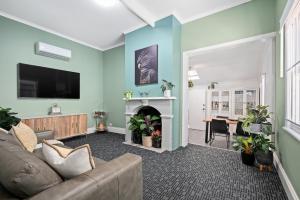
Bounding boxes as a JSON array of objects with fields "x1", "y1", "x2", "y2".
[{"x1": 203, "y1": 117, "x2": 238, "y2": 143}]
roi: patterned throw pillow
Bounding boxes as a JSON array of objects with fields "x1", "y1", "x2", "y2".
[
  {"x1": 42, "y1": 141, "x2": 95, "y2": 179},
  {"x1": 11, "y1": 122, "x2": 37, "y2": 152}
]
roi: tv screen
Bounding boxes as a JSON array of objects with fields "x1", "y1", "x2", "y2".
[{"x1": 18, "y1": 63, "x2": 80, "y2": 99}]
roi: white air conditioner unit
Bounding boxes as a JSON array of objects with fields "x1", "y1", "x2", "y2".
[{"x1": 35, "y1": 42, "x2": 71, "y2": 61}]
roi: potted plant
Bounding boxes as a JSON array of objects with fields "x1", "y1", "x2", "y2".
[
  {"x1": 242, "y1": 105, "x2": 271, "y2": 133},
  {"x1": 124, "y1": 90, "x2": 133, "y2": 100},
  {"x1": 161, "y1": 80, "x2": 175, "y2": 97},
  {"x1": 128, "y1": 114, "x2": 144, "y2": 144},
  {"x1": 152, "y1": 130, "x2": 161, "y2": 148},
  {"x1": 233, "y1": 136, "x2": 255, "y2": 166},
  {"x1": 0, "y1": 107, "x2": 21, "y2": 131},
  {"x1": 140, "y1": 115, "x2": 160, "y2": 147},
  {"x1": 253, "y1": 133, "x2": 276, "y2": 169}
]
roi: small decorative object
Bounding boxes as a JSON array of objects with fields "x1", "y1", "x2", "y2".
[
  {"x1": 94, "y1": 111, "x2": 107, "y2": 133},
  {"x1": 188, "y1": 80, "x2": 194, "y2": 88},
  {"x1": 242, "y1": 105, "x2": 271, "y2": 133},
  {"x1": 135, "y1": 45, "x2": 158, "y2": 85},
  {"x1": 233, "y1": 136, "x2": 255, "y2": 166},
  {"x1": 152, "y1": 130, "x2": 161, "y2": 148},
  {"x1": 208, "y1": 82, "x2": 218, "y2": 90},
  {"x1": 138, "y1": 91, "x2": 150, "y2": 97},
  {"x1": 0, "y1": 107, "x2": 21, "y2": 131},
  {"x1": 48, "y1": 104, "x2": 61, "y2": 115},
  {"x1": 161, "y1": 80, "x2": 175, "y2": 97},
  {"x1": 124, "y1": 90, "x2": 133, "y2": 100}
]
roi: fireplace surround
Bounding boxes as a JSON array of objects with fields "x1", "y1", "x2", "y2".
[{"x1": 124, "y1": 97, "x2": 176, "y2": 152}]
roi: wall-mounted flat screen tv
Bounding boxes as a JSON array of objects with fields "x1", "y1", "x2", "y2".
[{"x1": 18, "y1": 63, "x2": 80, "y2": 99}]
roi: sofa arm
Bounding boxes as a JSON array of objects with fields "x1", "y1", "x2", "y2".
[
  {"x1": 29, "y1": 153, "x2": 143, "y2": 200},
  {"x1": 35, "y1": 130, "x2": 54, "y2": 143}
]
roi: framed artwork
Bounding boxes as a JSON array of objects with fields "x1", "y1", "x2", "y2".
[{"x1": 135, "y1": 45, "x2": 158, "y2": 85}]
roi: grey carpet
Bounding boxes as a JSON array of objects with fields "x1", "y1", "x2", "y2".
[{"x1": 63, "y1": 132, "x2": 287, "y2": 200}]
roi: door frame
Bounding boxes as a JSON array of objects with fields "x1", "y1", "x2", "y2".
[{"x1": 181, "y1": 32, "x2": 276, "y2": 147}]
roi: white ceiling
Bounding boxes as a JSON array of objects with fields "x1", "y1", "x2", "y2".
[
  {"x1": 189, "y1": 39, "x2": 270, "y2": 85},
  {"x1": 0, "y1": 0, "x2": 250, "y2": 51}
]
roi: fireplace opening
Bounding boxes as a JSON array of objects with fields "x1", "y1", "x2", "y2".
[{"x1": 137, "y1": 106, "x2": 161, "y2": 132}]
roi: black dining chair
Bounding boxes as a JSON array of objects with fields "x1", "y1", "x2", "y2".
[
  {"x1": 235, "y1": 121, "x2": 250, "y2": 137},
  {"x1": 211, "y1": 119, "x2": 230, "y2": 148}
]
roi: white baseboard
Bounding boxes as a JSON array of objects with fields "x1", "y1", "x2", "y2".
[
  {"x1": 273, "y1": 153, "x2": 299, "y2": 200},
  {"x1": 107, "y1": 126, "x2": 126, "y2": 134}
]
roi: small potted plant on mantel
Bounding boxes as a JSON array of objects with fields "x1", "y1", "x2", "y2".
[
  {"x1": 124, "y1": 90, "x2": 133, "y2": 100},
  {"x1": 140, "y1": 115, "x2": 160, "y2": 147},
  {"x1": 161, "y1": 80, "x2": 175, "y2": 97}
]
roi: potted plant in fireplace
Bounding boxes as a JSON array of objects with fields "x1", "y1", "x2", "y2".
[
  {"x1": 233, "y1": 136, "x2": 255, "y2": 166},
  {"x1": 161, "y1": 80, "x2": 175, "y2": 97},
  {"x1": 140, "y1": 115, "x2": 160, "y2": 147},
  {"x1": 242, "y1": 105, "x2": 271, "y2": 133},
  {"x1": 128, "y1": 114, "x2": 144, "y2": 144},
  {"x1": 152, "y1": 130, "x2": 161, "y2": 148}
]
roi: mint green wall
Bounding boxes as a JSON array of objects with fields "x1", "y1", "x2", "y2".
[
  {"x1": 125, "y1": 16, "x2": 182, "y2": 149},
  {"x1": 0, "y1": 16, "x2": 103, "y2": 127},
  {"x1": 103, "y1": 46, "x2": 125, "y2": 128},
  {"x1": 275, "y1": 0, "x2": 300, "y2": 197},
  {"x1": 182, "y1": 0, "x2": 276, "y2": 51}
]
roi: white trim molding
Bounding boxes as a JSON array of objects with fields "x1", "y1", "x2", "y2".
[
  {"x1": 107, "y1": 126, "x2": 126, "y2": 134},
  {"x1": 280, "y1": 0, "x2": 297, "y2": 29},
  {"x1": 273, "y1": 153, "x2": 300, "y2": 200},
  {"x1": 283, "y1": 126, "x2": 300, "y2": 142}
]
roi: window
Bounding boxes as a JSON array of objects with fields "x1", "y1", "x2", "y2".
[{"x1": 284, "y1": 1, "x2": 300, "y2": 135}]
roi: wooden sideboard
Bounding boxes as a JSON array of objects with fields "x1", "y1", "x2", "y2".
[{"x1": 22, "y1": 114, "x2": 88, "y2": 140}]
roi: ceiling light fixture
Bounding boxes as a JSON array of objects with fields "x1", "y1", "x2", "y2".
[
  {"x1": 189, "y1": 75, "x2": 200, "y2": 81},
  {"x1": 188, "y1": 70, "x2": 198, "y2": 76},
  {"x1": 94, "y1": 0, "x2": 118, "y2": 7}
]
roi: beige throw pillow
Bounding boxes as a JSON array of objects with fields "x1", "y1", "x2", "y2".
[
  {"x1": 42, "y1": 141, "x2": 95, "y2": 179},
  {"x1": 11, "y1": 122, "x2": 37, "y2": 152}
]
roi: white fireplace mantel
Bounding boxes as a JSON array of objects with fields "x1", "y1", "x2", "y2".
[{"x1": 124, "y1": 97, "x2": 176, "y2": 152}]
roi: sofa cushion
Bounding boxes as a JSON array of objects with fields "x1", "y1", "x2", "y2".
[
  {"x1": 0, "y1": 141, "x2": 63, "y2": 198},
  {"x1": 11, "y1": 122, "x2": 37, "y2": 152},
  {"x1": 0, "y1": 132, "x2": 19, "y2": 146},
  {"x1": 42, "y1": 141, "x2": 95, "y2": 179}
]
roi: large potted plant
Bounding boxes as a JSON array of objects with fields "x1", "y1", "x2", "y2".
[
  {"x1": 242, "y1": 105, "x2": 271, "y2": 133},
  {"x1": 140, "y1": 115, "x2": 160, "y2": 147},
  {"x1": 161, "y1": 80, "x2": 175, "y2": 97},
  {"x1": 128, "y1": 114, "x2": 144, "y2": 144},
  {"x1": 0, "y1": 107, "x2": 21, "y2": 131},
  {"x1": 253, "y1": 133, "x2": 276, "y2": 169},
  {"x1": 233, "y1": 136, "x2": 255, "y2": 166}
]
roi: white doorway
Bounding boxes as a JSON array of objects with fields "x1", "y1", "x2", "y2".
[{"x1": 181, "y1": 32, "x2": 276, "y2": 148}]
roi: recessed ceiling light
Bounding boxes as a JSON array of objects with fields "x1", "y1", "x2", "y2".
[{"x1": 94, "y1": 0, "x2": 118, "y2": 7}]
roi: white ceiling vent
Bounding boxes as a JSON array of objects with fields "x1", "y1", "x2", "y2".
[{"x1": 35, "y1": 42, "x2": 72, "y2": 61}]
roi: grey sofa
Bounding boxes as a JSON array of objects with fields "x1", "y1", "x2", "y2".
[{"x1": 0, "y1": 131, "x2": 143, "y2": 200}]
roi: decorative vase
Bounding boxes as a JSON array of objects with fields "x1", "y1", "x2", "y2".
[
  {"x1": 132, "y1": 132, "x2": 142, "y2": 144},
  {"x1": 255, "y1": 150, "x2": 273, "y2": 166},
  {"x1": 142, "y1": 136, "x2": 152, "y2": 147},
  {"x1": 164, "y1": 90, "x2": 171, "y2": 97},
  {"x1": 250, "y1": 123, "x2": 262, "y2": 133},
  {"x1": 152, "y1": 139, "x2": 161, "y2": 148},
  {"x1": 241, "y1": 151, "x2": 255, "y2": 166}
]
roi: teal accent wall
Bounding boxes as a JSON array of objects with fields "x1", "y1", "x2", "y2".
[
  {"x1": 182, "y1": 0, "x2": 276, "y2": 51},
  {"x1": 125, "y1": 16, "x2": 182, "y2": 149},
  {"x1": 0, "y1": 16, "x2": 103, "y2": 127},
  {"x1": 103, "y1": 46, "x2": 125, "y2": 128},
  {"x1": 275, "y1": 0, "x2": 300, "y2": 197}
]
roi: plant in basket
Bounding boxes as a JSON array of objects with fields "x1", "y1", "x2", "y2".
[{"x1": 140, "y1": 115, "x2": 160, "y2": 147}]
